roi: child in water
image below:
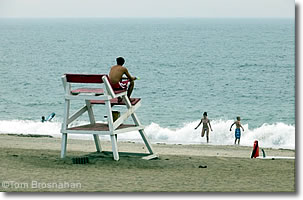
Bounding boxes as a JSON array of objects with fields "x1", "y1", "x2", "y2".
[
  {"x1": 195, "y1": 112, "x2": 213, "y2": 143},
  {"x1": 230, "y1": 116, "x2": 244, "y2": 145}
]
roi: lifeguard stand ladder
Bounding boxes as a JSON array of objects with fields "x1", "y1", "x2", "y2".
[{"x1": 60, "y1": 74, "x2": 157, "y2": 161}]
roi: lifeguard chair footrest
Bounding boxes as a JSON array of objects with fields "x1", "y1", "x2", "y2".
[
  {"x1": 142, "y1": 154, "x2": 159, "y2": 160},
  {"x1": 67, "y1": 123, "x2": 143, "y2": 132}
]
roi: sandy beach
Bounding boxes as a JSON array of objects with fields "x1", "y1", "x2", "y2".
[{"x1": 0, "y1": 134, "x2": 295, "y2": 192}]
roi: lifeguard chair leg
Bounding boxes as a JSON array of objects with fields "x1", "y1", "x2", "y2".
[
  {"x1": 93, "y1": 135, "x2": 101, "y2": 152},
  {"x1": 138, "y1": 129, "x2": 155, "y2": 154},
  {"x1": 122, "y1": 96, "x2": 155, "y2": 155},
  {"x1": 62, "y1": 99, "x2": 70, "y2": 131},
  {"x1": 61, "y1": 98, "x2": 70, "y2": 158},
  {"x1": 85, "y1": 100, "x2": 102, "y2": 152},
  {"x1": 61, "y1": 133, "x2": 67, "y2": 158},
  {"x1": 105, "y1": 99, "x2": 119, "y2": 160},
  {"x1": 110, "y1": 135, "x2": 119, "y2": 160}
]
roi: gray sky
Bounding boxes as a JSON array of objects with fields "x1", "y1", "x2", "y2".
[{"x1": 0, "y1": 0, "x2": 295, "y2": 18}]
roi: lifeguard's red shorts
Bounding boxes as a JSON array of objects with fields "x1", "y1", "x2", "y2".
[{"x1": 110, "y1": 80, "x2": 129, "y2": 91}]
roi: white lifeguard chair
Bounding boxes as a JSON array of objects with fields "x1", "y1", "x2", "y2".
[{"x1": 60, "y1": 74, "x2": 157, "y2": 161}]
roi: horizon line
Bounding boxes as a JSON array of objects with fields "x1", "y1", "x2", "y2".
[{"x1": 0, "y1": 16, "x2": 294, "y2": 19}]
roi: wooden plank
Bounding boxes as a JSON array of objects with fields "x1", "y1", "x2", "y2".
[
  {"x1": 122, "y1": 95, "x2": 155, "y2": 155},
  {"x1": 66, "y1": 74, "x2": 106, "y2": 84},
  {"x1": 61, "y1": 99, "x2": 70, "y2": 132},
  {"x1": 71, "y1": 88, "x2": 104, "y2": 95},
  {"x1": 138, "y1": 129, "x2": 155, "y2": 155},
  {"x1": 113, "y1": 125, "x2": 145, "y2": 134},
  {"x1": 67, "y1": 105, "x2": 88, "y2": 125},
  {"x1": 85, "y1": 100, "x2": 102, "y2": 152},
  {"x1": 60, "y1": 133, "x2": 67, "y2": 158},
  {"x1": 63, "y1": 129, "x2": 111, "y2": 135},
  {"x1": 61, "y1": 75, "x2": 67, "y2": 93},
  {"x1": 93, "y1": 134, "x2": 102, "y2": 152},
  {"x1": 64, "y1": 125, "x2": 144, "y2": 135},
  {"x1": 105, "y1": 100, "x2": 114, "y2": 132},
  {"x1": 142, "y1": 154, "x2": 159, "y2": 160},
  {"x1": 98, "y1": 151, "x2": 150, "y2": 157},
  {"x1": 65, "y1": 95, "x2": 109, "y2": 101},
  {"x1": 67, "y1": 123, "x2": 137, "y2": 131},
  {"x1": 113, "y1": 89, "x2": 127, "y2": 94},
  {"x1": 102, "y1": 75, "x2": 116, "y2": 98},
  {"x1": 113, "y1": 102, "x2": 141, "y2": 130},
  {"x1": 86, "y1": 100, "x2": 95, "y2": 124},
  {"x1": 110, "y1": 135, "x2": 119, "y2": 160},
  {"x1": 90, "y1": 98, "x2": 141, "y2": 106}
]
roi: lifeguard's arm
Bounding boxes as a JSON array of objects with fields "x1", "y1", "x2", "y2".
[
  {"x1": 230, "y1": 122, "x2": 235, "y2": 131},
  {"x1": 195, "y1": 120, "x2": 202, "y2": 129},
  {"x1": 208, "y1": 120, "x2": 213, "y2": 131},
  {"x1": 123, "y1": 67, "x2": 136, "y2": 81}
]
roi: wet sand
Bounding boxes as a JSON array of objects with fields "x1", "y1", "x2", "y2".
[{"x1": 0, "y1": 134, "x2": 295, "y2": 192}]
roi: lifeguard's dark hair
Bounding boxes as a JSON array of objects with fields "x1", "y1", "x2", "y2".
[
  {"x1": 203, "y1": 112, "x2": 207, "y2": 116},
  {"x1": 116, "y1": 57, "x2": 125, "y2": 66}
]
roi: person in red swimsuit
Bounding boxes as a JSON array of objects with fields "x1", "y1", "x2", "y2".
[{"x1": 109, "y1": 57, "x2": 137, "y2": 101}]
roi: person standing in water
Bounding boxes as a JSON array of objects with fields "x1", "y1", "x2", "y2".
[
  {"x1": 230, "y1": 116, "x2": 244, "y2": 145},
  {"x1": 195, "y1": 112, "x2": 213, "y2": 143}
]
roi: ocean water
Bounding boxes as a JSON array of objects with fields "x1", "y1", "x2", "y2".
[{"x1": 0, "y1": 18, "x2": 295, "y2": 149}]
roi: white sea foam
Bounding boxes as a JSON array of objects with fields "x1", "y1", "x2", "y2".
[
  {"x1": 0, "y1": 119, "x2": 295, "y2": 149},
  {"x1": 142, "y1": 120, "x2": 295, "y2": 149}
]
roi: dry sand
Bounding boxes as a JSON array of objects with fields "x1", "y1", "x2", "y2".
[{"x1": 0, "y1": 134, "x2": 295, "y2": 192}]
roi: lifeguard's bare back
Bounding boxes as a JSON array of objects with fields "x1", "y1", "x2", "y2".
[{"x1": 109, "y1": 65, "x2": 132, "y2": 84}]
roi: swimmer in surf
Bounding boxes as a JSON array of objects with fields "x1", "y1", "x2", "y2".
[
  {"x1": 230, "y1": 116, "x2": 244, "y2": 145},
  {"x1": 41, "y1": 116, "x2": 46, "y2": 123},
  {"x1": 195, "y1": 112, "x2": 213, "y2": 143}
]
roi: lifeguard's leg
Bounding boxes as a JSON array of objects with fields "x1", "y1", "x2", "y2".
[
  {"x1": 127, "y1": 81, "x2": 134, "y2": 98},
  {"x1": 206, "y1": 130, "x2": 209, "y2": 143}
]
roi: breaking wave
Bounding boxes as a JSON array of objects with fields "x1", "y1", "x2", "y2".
[{"x1": 0, "y1": 119, "x2": 295, "y2": 149}]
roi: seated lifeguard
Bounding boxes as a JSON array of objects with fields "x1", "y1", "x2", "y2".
[{"x1": 109, "y1": 57, "x2": 137, "y2": 102}]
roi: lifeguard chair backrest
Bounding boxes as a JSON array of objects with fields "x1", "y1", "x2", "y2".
[
  {"x1": 65, "y1": 74, "x2": 106, "y2": 84},
  {"x1": 62, "y1": 74, "x2": 106, "y2": 95},
  {"x1": 62, "y1": 74, "x2": 117, "y2": 98}
]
